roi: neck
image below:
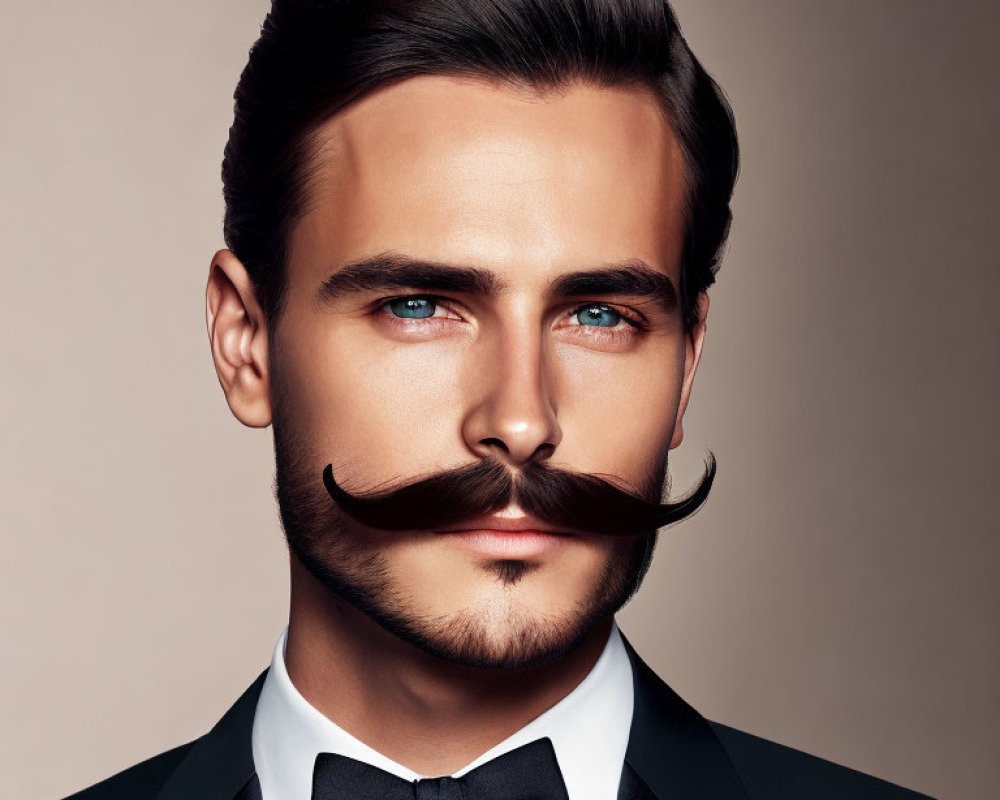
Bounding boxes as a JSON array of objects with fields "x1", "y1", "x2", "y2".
[{"x1": 284, "y1": 558, "x2": 612, "y2": 776}]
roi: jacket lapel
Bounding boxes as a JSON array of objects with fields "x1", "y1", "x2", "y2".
[
  {"x1": 619, "y1": 636, "x2": 749, "y2": 800},
  {"x1": 156, "y1": 670, "x2": 267, "y2": 800},
  {"x1": 618, "y1": 761, "x2": 659, "y2": 799},
  {"x1": 233, "y1": 775, "x2": 263, "y2": 800}
]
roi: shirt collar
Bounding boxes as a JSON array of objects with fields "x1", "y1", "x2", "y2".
[{"x1": 251, "y1": 622, "x2": 633, "y2": 800}]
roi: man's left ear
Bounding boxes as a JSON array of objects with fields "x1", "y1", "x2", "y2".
[{"x1": 669, "y1": 292, "x2": 709, "y2": 450}]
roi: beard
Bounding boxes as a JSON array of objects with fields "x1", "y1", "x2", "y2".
[{"x1": 270, "y1": 400, "x2": 711, "y2": 670}]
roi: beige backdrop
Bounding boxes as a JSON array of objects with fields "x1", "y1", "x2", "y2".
[{"x1": 1, "y1": 2, "x2": 997, "y2": 799}]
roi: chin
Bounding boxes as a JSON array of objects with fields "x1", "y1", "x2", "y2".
[
  {"x1": 369, "y1": 565, "x2": 627, "y2": 670},
  {"x1": 392, "y1": 595, "x2": 605, "y2": 670}
]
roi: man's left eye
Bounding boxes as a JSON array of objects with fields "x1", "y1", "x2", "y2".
[{"x1": 571, "y1": 304, "x2": 623, "y2": 327}]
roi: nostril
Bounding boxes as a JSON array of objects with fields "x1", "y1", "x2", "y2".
[
  {"x1": 532, "y1": 442, "x2": 556, "y2": 461},
  {"x1": 479, "y1": 437, "x2": 510, "y2": 453}
]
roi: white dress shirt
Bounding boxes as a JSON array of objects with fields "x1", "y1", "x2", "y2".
[{"x1": 251, "y1": 622, "x2": 634, "y2": 800}]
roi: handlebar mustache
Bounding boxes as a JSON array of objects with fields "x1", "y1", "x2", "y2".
[{"x1": 322, "y1": 454, "x2": 715, "y2": 537}]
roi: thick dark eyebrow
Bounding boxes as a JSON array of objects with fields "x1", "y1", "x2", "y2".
[
  {"x1": 550, "y1": 261, "x2": 678, "y2": 316},
  {"x1": 316, "y1": 253, "x2": 505, "y2": 304},
  {"x1": 316, "y1": 252, "x2": 677, "y2": 315}
]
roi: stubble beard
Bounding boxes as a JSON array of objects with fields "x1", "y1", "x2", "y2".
[{"x1": 272, "y1": 413, "x2": 661, "y2": 670}]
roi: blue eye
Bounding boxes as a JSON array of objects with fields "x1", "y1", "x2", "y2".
[
  {"x1": 386, "y1": 297, "x2": 436, "y2": 318},
  {"x1": 574, "y1": 304, "x2": 622, "y2": 327}
]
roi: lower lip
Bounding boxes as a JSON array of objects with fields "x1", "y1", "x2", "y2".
[{"x1": 440, "y1": 529, "x2": 568, "y2": 559}]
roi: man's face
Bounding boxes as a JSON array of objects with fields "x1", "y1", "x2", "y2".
[{"x1": 261, "y1": 76, "x2": 703, "y2": 668}]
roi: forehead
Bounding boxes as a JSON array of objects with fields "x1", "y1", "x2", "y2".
[{"x1": 288, "y1": 75, "x2": 687, "y2": 288}]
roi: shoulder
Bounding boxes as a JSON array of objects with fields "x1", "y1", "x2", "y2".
[
  {"x1": 708, "y1": 722, "x2": 935, "y2": 800},
  {"x1": 61, "y1": 740, "x2": 198, "y2": 800},
  {"x1": 61, "y1": 669, "x2": 267, "y2": 800},
  {"x1": 617, "y1": 636, "x2": 936, "y2": 800}
]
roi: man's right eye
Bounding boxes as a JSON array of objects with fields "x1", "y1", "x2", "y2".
[{"x1": 383, "y1": 297, "x2": 438, "y2": 318}]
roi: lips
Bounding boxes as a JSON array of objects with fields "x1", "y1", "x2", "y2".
[
  {"x1": 434, "y1": 505, "x2": 583, "y2": 536},
  {"x1": 434, "y1": 506, "x2": 579, "y2": 559},
  {"x1": 438, "y1": 529, "x2": 569, "y2": 559}
]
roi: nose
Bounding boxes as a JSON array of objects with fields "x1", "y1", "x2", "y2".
[{"x1": 461, "y1": 324, "x2": 562, "y2": 467}]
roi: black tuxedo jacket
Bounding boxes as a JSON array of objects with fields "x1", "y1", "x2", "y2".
[{"x1": 65, "y1": 639, "x2": 933, "y2": 800}]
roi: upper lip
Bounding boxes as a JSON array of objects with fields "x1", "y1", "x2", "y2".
[{"x1": 435, "y1": 511, "x2": 573, "y2": 535}]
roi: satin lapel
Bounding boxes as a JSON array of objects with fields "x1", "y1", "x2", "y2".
[
  {"x1": 155, "y1": 670, "x2": 267, "y2": 800},
  {"x1": 619, "y1": 637, "x2": 749, "y2": 800},
  {"x1": 617, "y1": 761, "x2": 658, "y2": 800},
  {"x1": 234, "y1": 775, "x2": 263, "y2": 800}
]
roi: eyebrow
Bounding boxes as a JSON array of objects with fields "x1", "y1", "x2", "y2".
[
  {"x1": 316, "y1": 252, "x2": 678, "y2": 315},
  {"x1": 317, "y1": 253, "x2": 504, "y2": 303},
  {"x1": 550, "y1": 261, "x2": 678, "y2": 315}
]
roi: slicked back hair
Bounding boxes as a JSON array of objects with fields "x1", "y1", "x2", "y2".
[{"x1": 222, "y1": 0, "x2": 739, "y2": 330}]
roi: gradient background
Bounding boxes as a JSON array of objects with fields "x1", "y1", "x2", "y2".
[{"x1": 1, "y1": 2, "x2": 997, "y2": 799}]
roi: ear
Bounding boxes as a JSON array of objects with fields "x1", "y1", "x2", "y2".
[
  {"x1": 669, "y1": 292, "x2": 709, "y2": 450},
  {"x1": 205, "y1": 249, "x2": 272, "y2": 427}
]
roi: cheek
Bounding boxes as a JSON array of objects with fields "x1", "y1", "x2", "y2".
[
  {"x1": 274, "y1": 325, "x2": 470, "y2": 480},
  {"x1": 553, "y1": 339, "x2": 683, "y2": 480}
]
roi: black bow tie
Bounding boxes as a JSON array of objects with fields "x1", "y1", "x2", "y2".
[{"x1": 311, "y1": 737, "x2": 569, "y2": 800}]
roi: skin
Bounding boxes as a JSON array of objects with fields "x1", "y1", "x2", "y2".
[{"x1": 205, "y1": 75, "x2": 708, "y2": 775}]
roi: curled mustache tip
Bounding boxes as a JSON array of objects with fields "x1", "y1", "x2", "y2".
[{"x1": 322, "y1": 464, "x2": 338, "y2": 501}]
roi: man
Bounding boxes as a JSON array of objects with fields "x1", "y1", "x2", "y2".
[{"x1": 68, "y1": 1, "x2": 933, "y2": 798}]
